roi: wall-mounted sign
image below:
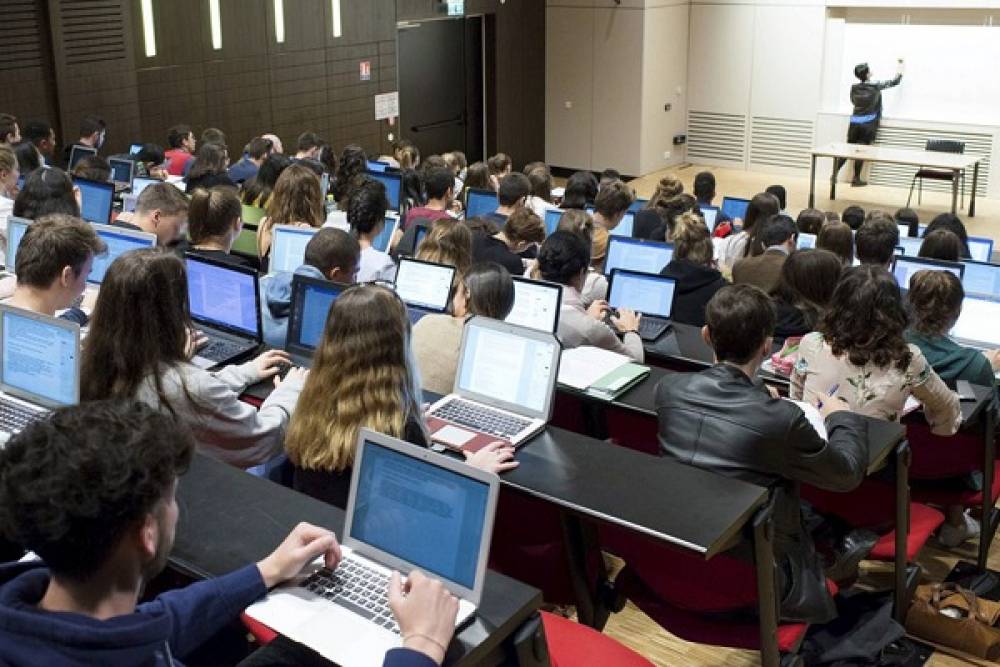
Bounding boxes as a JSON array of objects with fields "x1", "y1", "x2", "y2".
[
  {"x1": 375, "y1": 92, "x2": 400, "y2": 121},
  {"x1": 359, "y1": 61, "x2": 371, "y2": 81}
]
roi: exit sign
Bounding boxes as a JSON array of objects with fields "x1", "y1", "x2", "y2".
[{"x1": 447, "y1": 1, "x2": 463, "y2": 16}]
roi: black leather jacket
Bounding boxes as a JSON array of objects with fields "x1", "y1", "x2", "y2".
[{"x1": 654, "y1": 364, "x2": 868, "y2": 623}]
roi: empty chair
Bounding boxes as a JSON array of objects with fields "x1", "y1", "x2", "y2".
[{"x1": 906, "y1": 140, "x2": 966, "y2": 208}]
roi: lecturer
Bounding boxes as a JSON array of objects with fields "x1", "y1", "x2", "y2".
[{"x1": 833, "y1": 60, "x2": 904, "y2": 187}]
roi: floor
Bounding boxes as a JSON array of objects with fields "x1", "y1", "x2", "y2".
[{"x1": 593, "y1": 164, "x2": 1000, "y2": 666}]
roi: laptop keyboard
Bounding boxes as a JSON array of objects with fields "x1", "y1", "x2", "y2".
[
  {"x1": 302, "y1": 559, "x2": 400, "y2": 634},
  {"x1": 638, "y1": 318, "x2": 670, "y2": 341},
  {"x1": 432, "y1": 398, "x2": 531, "y2": 439},
  {"x1": 197, "y1": 338, "x2": 252, "y2": 363},
  {"x1": 0, "y1": 397, "x2": 47, "y2": 434}
]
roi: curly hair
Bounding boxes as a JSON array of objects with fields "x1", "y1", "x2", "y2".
[
  {"x1": 347, "y1": 177, "x2": 389, "y2": 236},
  {"x1": 538, "y1": 230, "x2": 591, "y2": 285},
  {"x1": 819, "y1": 265, "x2": 912, "y2": 371},
  {"x1": 333, "y1": 144, "x2": 368, "y2": 205},
  {"x1": 908, "y1": 270, "x2": 964, "y2": 337},
  {"x1": 0, "y1": 401, "x2": 193, "y2": 579}
]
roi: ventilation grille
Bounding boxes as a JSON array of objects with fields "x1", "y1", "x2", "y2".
[
  {"x1": 749, "y1": 117, "x2": 814, "y2": 170},
  {"x1": 0, "y1": 1, "x2": 44, "y2": 71},
  {"x1": 687, "y1": 111, "x2": 746, "y2": 164},
  {"x1": 58, "y1": 0, "x2": 127, "y2": 66},
  {"x1": 869, "y1": 125, "x2": 992, "y2": 197}
]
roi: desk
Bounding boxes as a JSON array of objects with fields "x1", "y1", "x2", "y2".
[
  {"x1": 809, "y1": 142, "x2": 984, "y2": 217},
  {"x1": 173, "y1": 453, "x2": 543, "y2": 667}
]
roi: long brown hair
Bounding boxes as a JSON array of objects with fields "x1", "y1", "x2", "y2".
[
  {"x1": 774, "y1": 248, "x2": 842, "y2": 324},
  {"x1": 416, "y1": 218, "x2": 472, "y2": 275},
  {"x1": 908, "y1": 270, "x2": 964, "y2": 337},
  {"x1": 285, "y1": 285, "x2": 422, "y2": 471},
  {"x1": 259, "y1": 163, "x2": 324, "y2": 256}
]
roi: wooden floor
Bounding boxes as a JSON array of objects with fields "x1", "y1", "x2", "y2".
[{"x1": 593, "y1": 164, "x2": 1000, "y2": 665}]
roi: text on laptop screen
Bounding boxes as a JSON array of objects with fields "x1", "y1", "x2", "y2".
[
  {"x1": 394, "y1": 260, "x2": 453, "y2": 312},
  {"x1": 605, "y1": 237, "x2": 673, "y2": 275},
  {"x1": 109, "y1": 158, "x2": 132, "y2": 184},
  {"x1": 466, "y1": 190, "x2": 498, "y2": 219},
  {"x1": 295, "y1": 281, "x2": 343, "y2": 350},
  {"x1": 271, "y1": 226, "x2": 317, "y2": 273},
  {"x1": 505, "y1": 279, "x2": 560, "y2": 333},
  {"x1": 967, "y1": 237, "x2": 994, "y2": 263},
  {"x1": 896, "y1": 236, "x2": 923, "y2": 256},
  {"x1": 2, "y1": 310, "x2": 77, "y2": 406},
  {"x1": 457, "y1": 322, "x2": 556, "y2": 413},
  {"x1": 88, "y1": 229, "x2": 155, "y2": 285},
  {"x1": 543, "y1": 209, "x2": 563, "y2": 236},
  {"x1": 371, "y1": 217, "x2": 398, "y2": 253},
  {"x1": 369, "y1": 172, "x2": 401, "y2": 210},
  {"x1": 186, "y1": 258, "x2": 259, "y2": 336},
  {"x1": 608, "y1": 272, "x2": 676, "y2": 318},
  {"x1": 6, "y1": 218, "x2": 30, "y2": 271},
  {"x1": 962, "y1": 261, "x2": 1000, "y2": 298},
  {"x1": 351, "y1": 438, "x2": 490, "y2": 589},
  {"x1": 893, "y1": 257, "x2": 963, "y2": 290},
  {"x1": 951, "y1": 297, "x2": 1000, "y2": 348},
  {"x1": 797, "y1": 233, "x2": 817, "y2": 250},
  {"x1": 721, "y1": 197, "x2": 750, "y2": 221},
  {"x1": 75, "y1": 179, "x2": 114, "y2": 224}
]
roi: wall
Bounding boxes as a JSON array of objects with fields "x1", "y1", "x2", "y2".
[{"x1": 0, "y1": 1, "x2": 61, "y2": 142}]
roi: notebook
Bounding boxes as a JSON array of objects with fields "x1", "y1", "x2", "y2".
[
  {"x1": 720, "y1": 196, "x2": 750, "y2": 221},
  {"x1": 87, "y1": 224, "x2": 157, "y2": 286},
  {"x1": 184, "y1": 254, "x2": 263, "y2": 368},
  {"x1": 892, "y1": 255, "x2": 964, "y2": 290},
  {"x1": 426, "y1": 316, "x2": 560, "y2": 450},
  {"x1": 505, "y1": 276, "x2": 562, "y2": 334},
  {"x1": 465, "y1": 188, "x2": 499, "y2": 219},
  {"x1": 950, "y1": 296, "x2": 1000, "y2": 350},
  {"x1": 269, "y1": 225, "x2": 318, "y2": 275},
  {"x1": 604, "y1": 237, "x2": 674, "y2": 276},
  {"x1": 393, "y1": 257, "x2": 455, "y2": 324},
  {"x1": 68, "y1": 145, "x2": 97, "y2": 170},
  {"x1": 606, "y1": 269, "x2": 676, "y2": 341},
  {"x1": 73, "y1": 177, "x2": 115, "y2": 225},
  {"x1": 246, "y1": 428, "x2": 499, "y2": 667},
  {"x1": 3, "y1": 216, "x2": 32, "y2": 274},
  {"x1": 284, "y1": 275, "x2": 349, "y2": 367},
  {"x1": 961, "y1": 260, "x2": 1000, "y2": 299},
  {"x1": 558, "y1": 346, "x2": 649, "y2": 400},
  {"x1": 366, "y1": 170, "x2": 402, "y2": 211}
]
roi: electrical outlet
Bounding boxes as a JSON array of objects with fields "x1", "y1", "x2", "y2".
[
  {"x1": 663, "y1": 151, "x2": 671, "y2": 160},
  {"x1": 664, "y1": 103, "x2": 672, "y2": 112}
]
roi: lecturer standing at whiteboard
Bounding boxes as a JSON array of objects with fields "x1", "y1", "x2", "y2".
[{"x1": 833, "y1": 59, "x2": 904, "y2": 187}]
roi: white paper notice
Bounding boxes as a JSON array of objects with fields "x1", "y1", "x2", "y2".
[{"x1": 375, "y1": 92, "x2": 400, "y2": 121}]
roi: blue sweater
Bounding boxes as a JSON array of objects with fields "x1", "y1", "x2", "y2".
[{"x1": 261, "y1": 263, "x2": 327, "y2": 348}]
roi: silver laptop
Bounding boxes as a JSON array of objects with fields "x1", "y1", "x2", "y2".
[
  {"x1": 0, "y1": 305, "x2": 80, "y2": 444},
  {"x1": 427, "y1": 316, "x2": 560, "y2": 450},
  {"x1": 797, "y1": 233, "x2": 817, "y2": 250},
  {"x1": 505, "y1": 276, "x2": 562, "y2": 334},
  {"x1": 88, "y1": 223, "x2": 157, "y2": 289},
  {"x1": 892, "y1": 255, "x2": 964, "y2": 291},
  {"x1": 184, "y1": 253, "x2": 263, "y2": 368},
  {"x1": 269, "y1": 225, "x2": 318, "y2": 276},
  {"x1": 393, "y1": 257, "x2": 455, "y2": 324},
  {"x1": 1, "y1": 216, "x2": 32, "y2": 277},
  {"x1": 246, "y1": 428, "x2": 499, "y2": 666},
  {"x1": 951, "y1": 296, "x2": 1000, "y2": 351},
  {"x1": 68, "y1": 144, "x2": 97, "y2": 170}
]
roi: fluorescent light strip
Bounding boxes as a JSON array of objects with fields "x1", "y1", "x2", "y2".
[
  {"x1": 140, "y1": 0, "x2": 156, "y2": 58},
  {"x1": 332, "y1": 0, "x2": 342, "y2": 38},
  {"x1": 209, "y1": 0, "x2": 222, "y2": 50},
  {"x1": 274, "y1": 0, "x2": 285, "y2": 43}
]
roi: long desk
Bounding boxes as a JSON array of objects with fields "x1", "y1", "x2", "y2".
[{"x1": 809, "y1": 142, "x2": 985, "y2": 217}]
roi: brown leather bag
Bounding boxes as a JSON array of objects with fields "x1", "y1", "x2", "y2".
[{"x1": 905, "y1": 583, "x2": 1000, "y2": 659}]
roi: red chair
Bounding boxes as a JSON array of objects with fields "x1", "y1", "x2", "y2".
[{"x1": 541, "y1": 611, "x2": 655, "y2": 667}]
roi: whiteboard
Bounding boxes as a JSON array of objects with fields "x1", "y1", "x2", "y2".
[{"x1": 833, "y1": 21, "x2": 1000, "y2": 126}]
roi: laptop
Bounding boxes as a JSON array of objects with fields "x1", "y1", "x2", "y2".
[
  {"x1": 245, "y1": 428, "x2": 499, "y2": 667},
  {"x1": 87, "y1": 224, "x2": 157, "y2": 286},
  {"x1": 606, "y1": 268, "x2": 676, "y2": 341},
  {"x1": 73, "y1": 177, "x2": 115, "y2": 225},
  {"x1": 131, "y1": 176, "x2": 159, "y2": 198},
  {"x1": 962, "y1": 260, "x2": 1000, "y2": 298},
  {"x1": 366, "y1": 170, "x2": 402, "y2": 211},
  {"x1": 700, "y1": 206, "x2": 719, "y2": 231},
  {"x1": 896, "y1": 235, "x2": 923, "y2": 256},
  {"x1": 426, "y1": 316, "x2": 560, "y2": 450},
  {"x1": 393, "y1": 257, "x2": 454, "y2": 324},
  {"x1": 505, "y1": 276, "x2": 562, "y2": 334},
  {"x1": 967, "y1": 236, "x2": 994, "y2": 263},
  {"x1": 628, "y1": 198, "x2": 648, "y2": 214},
  {"x1": 108, "y1": 157, "x2": 135, "y2": 191},
  {"x1": 892, "y1": 255, "x2": 964, "y2": 290},
  {"x1": 544, "y1": 209, "x2": 564, "y2": 236},
  {"x1": 2, "y1": 216, "x2": 31, "y2": 276},
  {"x1": 604, "y1": 236, "x2": 674, "y2": 276},
  {"x1": 68, "y1": 145, "x2": 97, "y2": 170},
  {"x1": 720, "y1": 196, "x2": 750, "y2": 222},
  {"x1": 284, "y1": 275, "x2": 349, "y2": 367},
  {"x1": 797, "y1": 233, "x2": 817, "y2": 250},
  {"x1": 366, "y1": 159, "x2": 390, "y2": 173},
  {"x1": 270, "y1": 225, "x2": 318, "y2": 275},
  {"x1": 371, "y1": 215, "x2": 399, "y2": 253},
  {"x1": 584, "y1": 206, "x2": 634, "y2": 238},
  {"x1": 465, "y1": 188, "x2": 499, "y2": 219},
  {"x1": 184, "y1": 253, "x2": 263, "y2": 368},
  {"x1": 897, "y1": 224, "x2": 912, "y2": 240},
  {"x1": 0, "y1": 305, "x2": 80, "y2": 444},
  {"x1": 129, "y1": 143, "x2": 144, "y2": 156},
  {"x1": 950, "y1": 296, "x2": 1000, "y2": 351}
]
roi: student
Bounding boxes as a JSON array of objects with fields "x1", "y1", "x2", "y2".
[
  {"x1": 294, "y1": 132, "x2": 322, "y2": 161},
  {"x1": 21, "y1": 120, "x2": 56, "y2": 165},
  {"x1": 765, "y1": 184, "x2": 787, "y2": 212},
  {"x1": 924, "y1": 213, "x2": 971, "y2": 259},
  {"x1": 471, "y1": 208, "x2": 544, "y2": 277},
  {"x1": 772, "y1": 249, "x2": 842, "y2": 344},
  {"x1": 399, "y1": 168, "x2": 424, "y2": 219},
  {"x1": 242, "y1": 153, "x2": 292, "y2": 209},
  {"x1": 115, "y1": 182, "x2": 189, "y2": 246},
  {"x1": 691, "y1": 171, "x2": 729, "y2": 228},
  {"x1": 349, "y1": 178, "x2": 397, "y2": 283},
  {"x1": 718, "y1": 192, "x2": 780, "y2": 269},
  {"x1": 6, "y1": 215, "x2": 105, "y2": 325},
  {"x1": 442, "y1": 151, "x2": 465, "y2": 194},
  {"x1": 732, "y1": 214, "x2": 797, "y2": 294},
  {"x1": 0, "y1": 400, "x2": 461, "y2": 667},
  {"x1": 332, "y1": 144, "x2": 368, "y2": 208},
  {"x1": 487, "y1": 153, "x2": 512, "y2": 190},
  {"x1": 0, "y1": 146, "x2": 18, "y2": 250},
  {"x1": 854, "y1": 211, "x2": 899, "y2": 268},
  {"x1": 81, "y1": 249, "x2": 305, "y2": 468},
  {"x1": 538, "y1": 231, "x2": 643, "y2": 361},
  {"x1": 0, "y1": 114, "x2": 19, "y2": 146},
  {"x1": 258, "y1": 163, "x2": 325, "y2": 261},
  {"x1": 416, "y1": 218, "x2": 473, "y2": 276},
  {"x1": 895, "y1": 207, "x2": 920, "y2": 238},
  {"x1": 599, "y1": 168, "x2": 621, "y2": 192},
  {"x1": 833, "y1": 61, "x2": 903, "y2": 187},
  {"x1": 184, "y1": 143, "x2": 234, "y2": 193},
  {"x1": 60, "y1": 114, "x2": 105, "y2": 168},
  {"x1": 13, "y1": 167, "x2": 80, "y2": 220},
  {"x1": 401, "y1": 167, "x2": 454, "y2": 233},
  {"x1": 71, "y1": 155, "x2": 112, "y2": 183},
  {"x1": 659, "y1": 213, "x2": 727, "y2": 327},
  {"x1": 918, "y1": 229, "x2": 963, "y2": 262},
  {"x1": 647, "y1": 194, "x2": 697, "y2": 243},
  {"x1": 483, "y1": 172, "x2": 531, "y2": 228},
  {"x1": 285, "y1": 284, "x2": 518, "y2": 508},
  {"x1": 560, "y1": 171, "x2": 598, "y2": 211},
  {"x1": 133, "y1": 143, "x2": 169, "y2": 179},
  {"x1": 591, "y1": 180, "x2": 635, "y2": 235},
  {"x1": 317, "y1": 142, "x2": 339, "y2": 178},
  {"x1": 12, "y1": 141, "x2": 40, "y2": 175},
  {"x1": 634, "y1": 175, "x2": 684, "y2": 239},
  {"x1": 817, "y1": 219, "x2": 854, "y2": 266},
  {"x1": 412, "y1": 262, "x2": 515, "y2": 395},
  {"x1": 841, "y1": 205, "x2": 865, "y2": 231},
  {"x1": 553, "y1": 208, "x2": 607, "y2": 305},
  {"x1": 461, "y1": 161, "x2": 492, "y2": 206},
  {"x1": 164, "y1": 124, "x2": 197, "y2": 176},
  {"x1": 228, "y1": 136, "x2": 274, "y2": 185},
  {"x1": 263, "y1": 228, "x2": 360, "y2": 348},
  {"x1": 796, "y1": 208, "x2": 826, "y2": 235},
  {"x1": 655, "y1": 284, "x2": 868, "y2": 622},
  {"x1": 526, "y1": 167, "x2": 558, "y2": 218},
  {"x1": 181, "y1": 186, "x2": 248, "y2": 267}
]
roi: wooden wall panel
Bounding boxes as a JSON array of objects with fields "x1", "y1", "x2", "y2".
[{"x1": 0, "y1": 0, "x2": 61, "y2": 142}]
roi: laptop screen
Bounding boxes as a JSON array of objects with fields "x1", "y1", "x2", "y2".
[
  {"x1": 892, "y1": 256, "x2": 964, "y2": 290},
  {"x1": 721, "y1": 197, "x2": 750, "y2": 221},
  {"x1": 628, "y1": 198, "x2": 648, "y2": 214},
  {"x1": 270, "y1": 226, "x2": 317, "y2": 274},
  {"x1": 701, "y1": 206, "x2": 718, "y2": 231},
  {"x1": 88, "y1": 226, "x2": 156, "y2": 285},
  {"x1": 129, "y1": 143, "x2": 144, "y2": 156},
  {"x1": 288, "y1": 278, "x2": 346, "y2": 352},
  {"x1": 74, "y1": 178, "x2": 114, "y2": 225},
  {"x1": 185, "y1": 256, "x2": 259, "y2": 337},
  {"x1": 797, "y1": 233, "x2": 817, "y2": 250},
  {"x1": 131, "y1": 177, "x2": 159, "y2": 198},
  {"x1": 350, "y1": 436, "x2": 490, "y2": 590},
  {"x1": 608, "y1": 270, "x2": 676, "y2": 318},
  {"x1": 109, "y1": 158, "x2": 133, "y2": 185},
  {"x1": 457, "y1": 320, "x2": 557, "y2": 414},
  {"x1": 951, "y1": 296, "x2": 1000, "y2": 348},
  {"x1": 68, "y1": 145, "x2": 97, "y2": 170},
  {"x1": 466, "y1": 190, "x2": 498, "y2": 219},
  {"x1": 5, "y1": 217, "x2": 31, "y2": 271},
  {"x1": 372, "y1": 217, "x2": 398, "y2": 253},
  {"x1": 366, "y1": 160, "x2": 389, "y2": 173},
  {"x1": 962, "y1": 261, "x2": 1000, "y2": 298},
  {"x1": 605, "y1": 237, "x2": 673, "y2": 275},
  {"x1": 394, "y1": 259, "x2": 454, "y2": 312},
  {"x1": 367, "y1": 171, "x2": 401, "y2": 210},
  {"x1": 896, "y1": 236, "x2": 923, "y2": 256},
  {"x1": 543, "y1": 209, "x2": 563, "y2": 236},
  {"x1": 610, "y1": 212, "x2": 634, "y2": 238},
  {"x1": 2, "y1": 308, "x2": 78, "y2": 406},
  {"x1": 505, "y1": 278, "x2": 560, "y2": 333},
  {"x1": 968, "y1": 236, "x2": 994, "y2": 263}
]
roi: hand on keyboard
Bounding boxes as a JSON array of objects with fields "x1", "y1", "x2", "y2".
[
  {"x1": 463, "y1": 440, "x2": 519, "y2": 474},
  {"x1": 389, "y1": 570, "x2": 459, "y2": 665},
  {"x1": 610, "y1": 307, "x2": 641, "y2": 334},
  {"x1": 586, "y1": 299, "x2": 610, "y2": 322},
  {"x1": 185, "y1": 329, "x2": 209, "y2": 360},
  {"x1": 254, "y1": 349, "x2": 292, "y2": 379},
  {"x1": 274, "y1": 366, "x2": 308, "y2": 388},
  {"x1": 257, "y1": 522, "x2": 342, "y2": 589}
]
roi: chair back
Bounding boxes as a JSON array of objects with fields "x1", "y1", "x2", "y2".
[
  {"x1": 232, "y1": 223, "x2": 260, "y2": 258},
  {"x1": 926, "y1": 139, "x2": 965, "y2": 155},
  {"x1": 241, "y1": 204, "x2": 268, "y2": 225}
]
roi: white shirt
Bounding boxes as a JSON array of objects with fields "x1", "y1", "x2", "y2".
[
  {"x1": 0, "y1": 195, "x2": 12, "y2": 258},
  {"x1": 358, "y1": 245, "x2": 397, "y2": 283}
]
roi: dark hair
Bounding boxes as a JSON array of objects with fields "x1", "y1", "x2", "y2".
[
  {"x1": 186, "y1": 142, "x2": 229, "y2": 182},
  {"x1": 894, "y1": 208, "x2": 919, "y2": 238},
  {"x1": 817, "y1": 220, "x2": 854, "y2": 265},
  {"x1": 13, "y1": 141, "x2": 40, "y2": 173},
  {"x1": 15, "y1": 214, "x2": 106, "y2": 287},
  {"x1": 748, "y1": 214, "x2": 796, "y2": 256},
  {"x1": 0, "y1": 114, "x2": 18, "y2": 144},
  {"x1": 594, "y1": 180, "x2": 635, "y2": 219},
  {"x1": 400, "y1": 168, "x2": 424, "y2": 213},
  {"x1": 765, "y1": 185, "x2": 786, "y2": 210},
  {"x1": 78, "y1": 114, "x2": 105, "y2": 139},
  {"x1": 13, "y1": 167, "x2": 79, "y2": 219},
  {"x1": 854, "y1": 63, "x2": 870, "y2": 81},
  {"x1": 135, "y1": 143, "x2": 165, "y2": 167},
  {"x1": 562, "y1": 171, "x2": 598, "y2": 210},
  {"x1": 242, "y1": 153, "x2": 291, "y2": 207},
  {"x1": 740, "y1": 192, "x2": 781, "y2": 256},
  {"x1": 842, "y1": 205, "x2": 865, "y2": 230},
  {"x1": 22, "y1": 120, "x2": 52, "y2": 146},
  {"x1": 909, "y1": 270, "x2": 964, "y2": 337},
  {"x1": 503, "y1": 208, "x2": 545, "y2": 245},
  {"x1": 305, "y1": 228, "x2": 360, "y2": 276},
  {"x1": 318, "y1": 143, "x2": 338, "y2": 175},
  {"x1": 917, "y1": 230, "x2": 962, "y2": 262},
  {"x1": 333, "y1": 144, "x2": 367, "y2": 205},
  {"x1": 423, "y1": 167, "x2": 455, "y2": 201},
  {"x1": 819, "y1": 265, "x2": 911, "y2": 371},
  {"x1": 487, "y1": 153, "x2": 512, "y2": 175},
  {"x1": 463, "y1": 262, "x2": 515, "y2": 320},
  {"x1": 527, "y1": 167, "x2": 553, "y2": 203},
  {"x1": 465, "y1": 215, "x2": 502, "y2": 237},
  {"x1": 692, "y1": 171, "x2": 716, "y2": 202},
  {"x1": 167, "y1": 124, "x2": 193, "y2": 149},
  {"x1": 71, "y1": 155, "x2": 111, "y2": 183},
  {"x1": 347, "y1": 177, "x2": 389, "y2": 236},
  {"x1": 0, "y1": 401, "x2": 193, "y2": 579},
  {"x1": 497, "y1": 172, "x2": 531, "y2": 207},
  {"x1": 705, "y1": 284, "x2": 775, "y2": 364},
  {"x1": 774, "y1": 249, "x2": 842, "y2": 325},
  {"x1": 855, "y1": 212, "x2": 899, "y2": 265},
  {"x1": 297, "y1": 132, "x2": 321, "y2": 152},
  {"x1": 201, "y1": 127, "x2": 226, "y2": 146},
  {"x1": 661, "y1": 194, "x2": 697, "y2": 240},
  {"x1": 600, "y1": 168, "x2": 621, "y2": 183},
  {"x1": 136, "y1": 182, "x2": 189, "y2": 216},
  {"x1": 247, "y1": 136, "x2": 273, "y2": 160},
  {"x1": 925, "y1": 213, "x2": 970, "y2": 259},
  {"x1": 537, "y1": 231, "x2": 590, "y2": 285},
  {"x1": 188, "y1": 186, "x2": 241, "y2": 244},
  {"x1": 796, "y1": 208, "x2": 825, "y2": 235},
  {"x1": 463, "y1": 162, "x2": 490, "y2": 191}
]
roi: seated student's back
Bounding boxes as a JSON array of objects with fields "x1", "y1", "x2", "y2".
[
  {"x1": 182, "y1": 186, "x2": 250, "y2": 267},
  {"x1": 416, "y1": 218, "x2": 473, "y2": 276},
  {"x1": 659, "y1": 213, "x2": 727, "y2": 327},
  {"x1": 471, "y1": 207, "x2": 544, "y2": 277},
  {"x1": 771, "y1": 249, "x2": 842, "y2": 344},
  {"x1": 348, "y1": 177, "x2": 396, "y2": 283},
  {"x1": 854, "y1": 211, "x2": 898, "y2": 267},
  {"x1": 918, "y1": 229, "x2": 962, "y2": 262}
]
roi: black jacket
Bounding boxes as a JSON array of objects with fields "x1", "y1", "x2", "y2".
[
  {"x1": 659, "y1": 259, "x2": 727, "y2": 327},
  {"x1": 655, "y1": 364, "x2": 868, "y2": 623},
  {"x1": 773, "y1": 298, "x2": 812, "y2": 345},
  {"x1": 850, "y1": 75, "x2": 902, "y2": 124}
]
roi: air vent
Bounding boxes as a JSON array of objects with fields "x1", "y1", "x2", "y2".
[
  {"x1": 58, "y1": 0, "x2": 127, "y2": 66},
  {"x1": 687, "y1": 111, "x2": 746, "y2": 164},
  {"x1": 749, "y1": 117, "x2": 814, "y2": 171},
  {"x1": 870, "y1": 125, "x2": 992, "y2": 198},
  {"x1": 0, "y1": 1, "x2": 44, "y2": 71}
]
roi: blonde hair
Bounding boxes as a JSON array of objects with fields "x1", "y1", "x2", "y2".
[
  {"x1": 415, "y1": 218, "x2": 472, "y2": 275},
  {"x1": 258, "y1": 163, "x2": 324, "y2": 256},
  {"x1": 285, "y1": 285, "x2": 422, "y2": 471},
  {"x1": 647, "y1": 175, "x2": 684, "y2": 209},
  {"x1": 557, "y1": 208, "x2": 595, "y2": 242},
  {"x1": 671, "y1": 212, "x2": 713, "y2": 265}
]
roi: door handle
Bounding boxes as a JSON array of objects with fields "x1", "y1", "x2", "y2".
[{"x1": 411, "y1": 114, "x2": 465, "y2": 133}]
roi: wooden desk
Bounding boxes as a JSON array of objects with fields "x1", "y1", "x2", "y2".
[{"x1": 809, "y1": 142, "x2": 985, "y2": 217}]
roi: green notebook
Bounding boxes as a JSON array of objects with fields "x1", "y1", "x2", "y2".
[{"x1": 585, "y1": 363, "x2": 650, "y2": 400}]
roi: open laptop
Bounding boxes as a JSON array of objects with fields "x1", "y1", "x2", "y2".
[
  {"x1": 967, "y1": 236, "x2": 994, "y2": 263},
  {"x1": 284, "y1": 275, "x2": 349, "y2": 367},
  {"x1": 68, "y1": 145, "x2": 97, "y2": 170},
  {"x1": 505, "y1": 276, "x2": 562, "y2": 334},
  {"x1": 269, "y1": 225, "x2": 318, "y2": 275},
  {"x1": 1, "y1": 216, "x2": 31, "y2": 277},
  {"x1": 721, "y1": 196, "x2": 750, "y2": 222},
  {"x1": 184, "y1": 254, "x2": 263, "y2": 368},
  {"x1": 604, "y1": 236, "x2": 673, "y2": 276},
  {"x1": 372, "y1": 215, "x2": 399, "y2": 253},
  {"x1": 87, "y1": 224, "x2": 157, "y2": 287},
  {"x1": 797, "y1": 233, "x2": 817, "y2": 250},
  {"x1": 426, "y1": 316, "x2": 560, "y2": 451},
  {"x1": 628, "y1": 198, "x2": 649, "y2": 214},
  {"x1": 366, "y1": 170, "x2": 402, "y2": 211},
  {"x1": 892, "y1": 255, "x2": 964, "y2": 290},
  {"x1": 109, "y1": 157, "x2": 135, "y2": 191},
  {"x1": 393, "y1": 257, "x2": 454, "y2": 324},
  {"x1": 961, "y1": 260, "x2": 1000, "y2": 298},
  {"x1": 544, "y1": 209, "x2": 564, "y2": 236},
  {"x1": 465, "y1": 188, "x2": 499, "y2": 219},
  {"x1": 700, "y1": 205, "x2": 719, "y2": 231},
  {"x1": 131, "y1": 176, "x2": 159, "y2": 198},
  {"x1": 896, "y1": 235, "x2": 923, "y2": 256},
  {"x1": 0, "y1": 305, "x2": 80, "y2": 444},
  {"x1": 366, "y1": 159, "x2": 390, "y2": 173},
  {"x1": 606, "y1": 268, "x2": 676, "y2": 341},
  {"x1": 584, "y1": 206, "x2": 635, "y2": 238},
  {"x1": 73, "y1": 177, "x2": 115, "y2": 225},
  {"x1": 129, "y1": 143, "x2": 144, "y2": 156},
  {"x1": 950, "y1": 296, "x2": 1000, "y2": 351},
  {"x1": 246, "y1": 428, "x2": 498, "y2": 666}
]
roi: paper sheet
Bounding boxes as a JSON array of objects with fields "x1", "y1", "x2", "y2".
[{"x1": 558, "y1": 346, "x2": 632, "y2": 390}]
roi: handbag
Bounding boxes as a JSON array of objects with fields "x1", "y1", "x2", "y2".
[{"x1": 904, "y1": 582, "x2": 1000, "y2": 659}]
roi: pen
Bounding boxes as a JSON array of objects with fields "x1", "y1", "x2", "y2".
[{"x1": 817, "y1": 383, "x2": 839, "y2": 409}]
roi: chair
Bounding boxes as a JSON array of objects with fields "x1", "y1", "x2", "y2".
[
  {"x1": 541, "y1": 611, "x2": 655, "y2": 667},
  {"x1": 231, "y1": 222, "x2": 261, "y2": 270},
  {"x1": 906, "y1": 140, "x2": 966, "y2": 208}
]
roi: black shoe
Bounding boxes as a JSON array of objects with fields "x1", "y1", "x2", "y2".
[
  {"x1": 850, "y1": 178, "x2": 868, "y2": 187},
  {"x1": 824, "y1": 528, "x2": 879, "y2": 585}
]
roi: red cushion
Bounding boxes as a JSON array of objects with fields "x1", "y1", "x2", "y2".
[
  {"x1": 868, "y1": 501, "x2": 944, "y2": 561},
  {"x1": 241, "y1": 612, "x2": 278, "y2": 645},
  {"x1": 541, "y1": 611, "x2": 655, "y2": 667},
  {"x1": 912, "y1": 463, "x2": 1000, "y2": 508}
]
